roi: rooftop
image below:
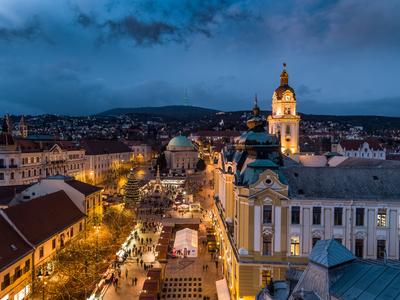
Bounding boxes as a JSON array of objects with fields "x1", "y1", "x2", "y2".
[
  {"x1": 0, "y1": 213, "x2": 33, "y2": 271},
  {"x1": 4, "y1": 190, "x2": 85, "y2": 246}
]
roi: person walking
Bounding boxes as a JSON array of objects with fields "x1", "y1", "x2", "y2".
[
  {"x1": 125, "y1": 268, "x2": 128, "y2": 279},
  {"x1": 134, "y1": 277, "x2": 138, "y2": 286}
]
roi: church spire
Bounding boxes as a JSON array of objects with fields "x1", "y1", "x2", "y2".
[
  {"x1": 280, "y1": 62, "x2": 289, "y2": 86},
  {"x1": 2, "y1": 115, "x2": 8, "y2": 133},
  {"x1": 252, "y1": 94, "x2": 260, "y2": 116}
]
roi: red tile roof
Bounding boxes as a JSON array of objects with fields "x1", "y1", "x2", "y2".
[
  {"x1": 65, "y1": 179, "x2": 102, "y2": 196},
  {"x1": 4, "y1": 191, "x2": 85, "y2": 246},
  {"x1": 0, "y1": 213, "x2": 33, "y2": 271},
  {"x1": 80, "y1": 139, "x2": 131, "y2": 155},
  {"x1": 339, "y1": 139, "x2": 384, "y2": 151}
]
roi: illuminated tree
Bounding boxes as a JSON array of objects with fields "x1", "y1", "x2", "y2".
[{"x1": 124, "y1": 168, "x2": 140, "y2": 207}]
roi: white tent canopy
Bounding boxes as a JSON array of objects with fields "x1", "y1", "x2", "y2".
[{"x1": 173, "y1": 228, "x2": 198, "y2": 257}]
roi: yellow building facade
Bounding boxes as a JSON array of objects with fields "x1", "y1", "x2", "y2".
[
  {"x1": 267, "y1": 63, "x2": 300, "y2": 154},
  {"x1": 213, "y1": 101, "x2": 306, "y2": 300}
]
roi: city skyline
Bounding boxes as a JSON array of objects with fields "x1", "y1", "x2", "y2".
[{"x1": 0, "y1": 0, "x2": 399, "y2": 116}]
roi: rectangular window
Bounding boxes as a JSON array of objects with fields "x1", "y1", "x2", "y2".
[
  {"x1": 39, "y1": 246, "x2": 44, "y2": 258},
  {"x1": 24, "y1": 259, "x2": 30, "y2": 272},
  {"x1": 0, "y1": 173, "x2": 4, "y2": 180},
  {"x1": 355, "y1": 208, "x2": 364, "y2": 226},
  {"x1": 1, "y1": 273, "x2": 10, "y2": 290},
  {"x1": 290, "y1": 237, "x2": 300, "y2": 256},
  {"x1": 14, "y1": 266, "x2": 22, "y2": 280},
  {"x1": 312, "y1": 237, "x2": 320, "y2": 248},
  {"x1": 355, "y1": 239, "x2": 364, "y2": 258},
  {"x1": 70, "y1": 227, "x2": 74, "y2": 237},
  {"x1": 312, "y1": 207, "x2": 321, "y2": 225},
  {"x1": 377, "y1": 240, "x2": 386, "y2": 259},
  {"x1": 79, "y1": 222, "x2": 83, "y2": 232},
  {"x1": 291, "y1": 206, "x2": 300, "y2": 225},
  {"x1": 262, "y1": 236, "x2": 272, "y2": 256},
  {"x1": 334, "y1": 207, "x2": 343, "y2": 226},
  {"x1": 263, "y1": 205, "x2": 272, "y2": 224},
  {"x1": 377, "y1": 209, "x2": 387, "y2": 227},
  {"x1": 52, "y1": 239, "x2": 56, "y2": 249}
]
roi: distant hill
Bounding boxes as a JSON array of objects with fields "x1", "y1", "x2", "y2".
[
  {"x1": 99, "y1": 105, "x2": 219, "y2": 121},
  {"x1": 100, "y1": 105, "x2": 400, "y2": 131}
]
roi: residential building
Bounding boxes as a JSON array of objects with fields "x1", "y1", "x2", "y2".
[
  {"x1": 332, "y1": 139, "x2": 386, "y2": 160},
  {"x1": 0, "y1": 191, "x2": 85, "y2": 300},
  {"x1": 0, "y1": 213, "x2": 33, "y2": 300},
  {"x1": 14, "y1": 175, "x2": 103, "y2": 225},
  {"x1": 123, "y1": 140, "x2": 153, "y2": 162},
  {"x1": 0, "y1": 119, "x2": 86, "y2": 186},
  {"x1": 164, "y1": 135, "x2": 198, "y2": 175},
  {"x1": 80, "y1": 139, "x2": 133, "y2": 185}
]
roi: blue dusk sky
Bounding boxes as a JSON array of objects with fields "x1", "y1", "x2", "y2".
[{"x1": 0, "y1": 0, "x2": 399, "y2": 116}]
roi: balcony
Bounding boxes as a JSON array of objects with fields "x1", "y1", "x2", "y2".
[{"x1": 0, "y1": 165, "x2": 6, "y2": 169}]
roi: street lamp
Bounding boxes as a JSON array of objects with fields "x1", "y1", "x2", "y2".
[
  {"x1": 42, "y1": 280, "x2": 47, "y2": 300},
  {"x1": 94, "y1": 225, "x2": 101, "y2": 261}
]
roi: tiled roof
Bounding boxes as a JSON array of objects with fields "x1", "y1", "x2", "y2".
[
  {"x1": 336, "y1": 157, "x2": 400, "y2": 168},
  {"x1": 330, "y1": 260, "x2": 400, "y2": 299},
  {"x1": 15, "y1": 139, "x2": 82, "y2": 153},
  {"x1": 0, "y1": 213, "x2": 33, "y2": 271},
  {"x1": 65, "y1": 179, "x2": 102, "y2": 196},
  {"x1": 4, "y1": 191, "x2": 85, "y2": 246},
  {"x1": 309, "y1": 239, "x2": 355, "y2": 268},
  {"x1": 0, "y1": 185, "x2": 31, "y2": 206},
  {"x1": 283, "y1": 166, "x2": 400, "y2": 200},
  {"x1": 80, "y1": 139, "x2": 131, "y2": 155},
  {"x1": 339, "y1": 138, "x2": 384, "y2": 151}
]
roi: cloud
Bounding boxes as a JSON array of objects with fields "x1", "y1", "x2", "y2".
[
  {"x1": 100, "y1": 16, "x2": 178, "y2": 46},
  {"x1": 73, "y1": 0, "x2": 255, "y2": 46},
  {"x1": 0, "y1": 17, "x2": 43, "y2": 42}
]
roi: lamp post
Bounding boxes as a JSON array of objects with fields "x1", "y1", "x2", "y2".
[
  {"x1": 94, "y1": 225, "x2": 100, "y2": 262},
  {"x1": 42, "y1": 280, "x2": 47, "y2": 300}
]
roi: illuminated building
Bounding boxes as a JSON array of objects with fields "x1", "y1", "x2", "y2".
[
  {"x1": 213, "y1": 103, "x2": 400, "y2": 299},
  {"x1": 0, "y1": 117, "x2": 86, "y2": 186},
  {"x1": 164, "y1": 135, "x2": 198, "y2": 175},
  {"x1": 267, "y1": 63, "x2": 300, "y2": 154}
]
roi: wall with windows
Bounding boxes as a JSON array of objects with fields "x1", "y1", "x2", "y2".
[
  {"x1": 0, "y1": 255, "x2": 32, "y2": 300},
  {"x1": 286, "y1": 201, "x2": 399, "y2": 260}
]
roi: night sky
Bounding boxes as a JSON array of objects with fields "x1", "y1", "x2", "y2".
[{"x1": 0, "y1": 0, "x2": 399, "y2": 116}]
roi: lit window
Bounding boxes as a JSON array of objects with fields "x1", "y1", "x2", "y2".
[
  {"x1": 377, "y1": 209, "x2": 387, "y2": 227},
  {"x1": 290, "y1": 236, "x2": 300, "y2": 256}
]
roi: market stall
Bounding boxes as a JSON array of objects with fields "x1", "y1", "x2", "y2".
[{"x1": 173, "y1": 228, "x2": 198, "y2": 258}]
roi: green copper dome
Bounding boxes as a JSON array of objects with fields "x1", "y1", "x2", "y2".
[{"x1": 168, "y1": 135, "x2": 193, "y2": 148}]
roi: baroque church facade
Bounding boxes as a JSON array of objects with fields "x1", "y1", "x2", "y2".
[{"x1": 212, "y1": 65, "x2": 400, "y2": 299}]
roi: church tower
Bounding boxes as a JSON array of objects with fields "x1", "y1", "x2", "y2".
[
  {"x1": 267, "y1": 63, "x2": 300, "y2": 154},
  {"x1": 19, "y1": 115, "x2": 28, "y2": 138}
]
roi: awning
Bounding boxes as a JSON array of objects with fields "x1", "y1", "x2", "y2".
[{"x1": 216, "y1": 278, "x2": 230, "y2": 300}]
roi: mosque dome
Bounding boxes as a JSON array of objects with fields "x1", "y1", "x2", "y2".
[{"x1": 167, "y1": 135, "x2": 194, "y2": 150}]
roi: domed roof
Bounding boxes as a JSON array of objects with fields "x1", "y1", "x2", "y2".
[
  {"x1": 168, "y1": 135, "x2": 193, "y2": 148},
  {"x1": 274, "y1": 62, "x2": 296, "y2": 100}
]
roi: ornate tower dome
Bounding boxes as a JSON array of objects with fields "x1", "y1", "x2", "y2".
[{"x1": 267, "y1": 63, "x2": 300, "y2": 154}]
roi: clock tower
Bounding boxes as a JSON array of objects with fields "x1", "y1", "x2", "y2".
[{"x1": 267, "y1": 63, "x2": 300, "y2": 154}]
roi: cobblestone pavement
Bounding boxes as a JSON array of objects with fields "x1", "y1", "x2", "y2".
[{"x1": 102, "y1": 226, "x2": 161, "y2": 300}]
